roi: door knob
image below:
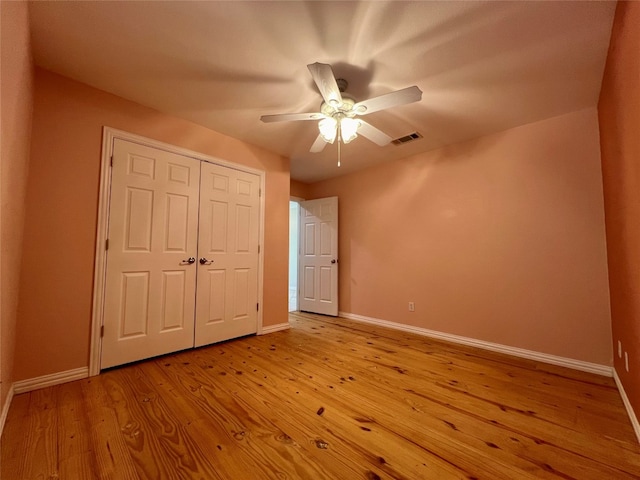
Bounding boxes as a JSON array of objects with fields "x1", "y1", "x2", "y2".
[
  {"x1": 182, "y1": 257, "x2": 196, "y2": 265},
  {"x1": 331, "y1": 259, "x2": 338, "y2": 264},
  {"x1": 199, "y1": 257, "x2": 213, "y2": 265}
]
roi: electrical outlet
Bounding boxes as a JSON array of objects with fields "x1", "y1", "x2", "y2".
[
  {"x1": 619, "y1": 341, "x2": 622, "y2": 358},
  {"x1": 408, "y1": 302, "x2": 415, "y2": 312},
  {"x1": 625, "y1": 352, "x2": 629, "y2": 372}
]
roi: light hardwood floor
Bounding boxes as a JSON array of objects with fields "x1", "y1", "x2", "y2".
[{"x1": 2, "y1": 312, "x2": 639, "y2": 479}]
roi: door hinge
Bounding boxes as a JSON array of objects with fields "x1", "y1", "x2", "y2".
[
  {"x1": 105, "y1": 239, "x2": 109, "y2": 250},
  {"x1": 256, "y1": 303, "x2": 259, "y2": 312},
  {"x1": 100, "y1": 325, "x2": 104, "y2": 337},
  {"x1": 258, "y1": 245, "x2": 260, "y2": 254},
  {"x1": 110, "y1": 155, "x2": 113, "y2": 167},
  {"x1": 259, "y1": 188, "x2": 262, "y2": 198}
]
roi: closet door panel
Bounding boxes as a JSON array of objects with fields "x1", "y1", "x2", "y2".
[
  {"x1": 101, "y1": 139, "x2": 200, "y2": 369},
  {"x1": 195, "y1": 163, "x2": 260, "y2": 347}
]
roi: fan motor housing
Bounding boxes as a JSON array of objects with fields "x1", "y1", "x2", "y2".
[{"x1": 321, "y1": 96, "x2": 356, "y2": 117}]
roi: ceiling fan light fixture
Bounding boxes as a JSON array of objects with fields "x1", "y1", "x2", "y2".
[
  {"x1": 261, "y1": 62, "x2": 422, "y2": 157},
  {"x1": 340, "y1": 117, "x2": 360, "y2": 143},
  {"x1": 319, "y1": 117, "x2": 338, "y2": 143}
]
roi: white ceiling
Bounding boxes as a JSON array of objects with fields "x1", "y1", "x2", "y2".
[{"x1": 28, "y1": 1, "x2": 616, "y2": 183}]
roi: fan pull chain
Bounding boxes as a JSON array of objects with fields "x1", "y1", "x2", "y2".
[{"x1": 337, "y1": 130, "x2": 341, "y2": 167}]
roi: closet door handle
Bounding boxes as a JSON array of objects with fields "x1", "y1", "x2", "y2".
[
  {"x1": 199, "y1": 257, "x2": 213, "y2": 265},
  {"x1": 181, "y1": 257, "x2": 196, "y2": 265}
]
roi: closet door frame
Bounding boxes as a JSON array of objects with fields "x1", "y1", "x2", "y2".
[{"x1": 89, "y1": 127, "x2": 266, "y2": 376}]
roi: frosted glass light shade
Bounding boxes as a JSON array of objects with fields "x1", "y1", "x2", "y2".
[
  {"x1": 319, "y1": 117, "x2": 337, "y2": 143},
  {"x1": 340, "y1": 117, "x2": 360, "y2": 143}
]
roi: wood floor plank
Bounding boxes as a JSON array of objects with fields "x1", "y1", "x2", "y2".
[
  {"x1": 213, "y1": 338, "x2": 534, "y2": 479},
  {"x1": 23, "y1": 388, "x2": 59, "y2": 479},
  {"x1": 148, "y1": 363, "x2": 311, "y2": 480},
  {"x1": 185, "y1": 346, "x2": 447, "y2": 479},
  {"x1": 1, "y1": 392, "x2": 32, "y2": 478},
  {"x1": 152, "y1": 351, "x2": 368, "y2": 479},
  {"x1": 294, "y1": 312, "x2": 622, "y2": 409},
  {"x1": 102, "y1": 366, "x2": 221, "y2": 479},
  {"x1": 131, "y1": 359, "x2": 277, "y2": 480},
  {"x1": 117, "y1": 364, "x2": 225, "y2": 479},
  {"x1": 79, "y1": 375, "x2": 140, "y2": 479},
  {"x1": 288, "y1": 314, "x2": 640, "y2": 476},
  {"x1": 2, "y1": 312, "x2": 639, "y2": 479},
  {"x1": 217, "y1": 325, "x2": 631, "y2": 480},
  {"x1": 56, "y1": 381, "x2": 99, "y2": 479}
]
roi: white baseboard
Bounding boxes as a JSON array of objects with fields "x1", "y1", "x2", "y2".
[
  {"x1": 613, "y1": 369, "x2": 640, "y2": 443},
  {"x1": 339, "y1": 311, "x2": 613, "y2": 377},
  {"x1": 259, "y1": 322, "x2": 291, "y2": 335},
  {"x1": 0, "y1": 383, "x2": 16, "y2": 438},
  {"x1": 13, "y1": 367, "x2": 89, "y2": 395}
]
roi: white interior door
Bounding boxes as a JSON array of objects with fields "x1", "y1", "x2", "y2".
[
  {"x1": 299, "y1": 197, "x2": 339, "y2": 316},
  {"x1": 194, "y1": 162, "x2": 260, "y2": 347},
  {"x1": 101, "y1": 139, "x2": 200, "y2": 368}
]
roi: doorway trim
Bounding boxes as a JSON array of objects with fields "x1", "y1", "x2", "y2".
[
  {"x1": 289, "y1": 196, "x2": 303, "y2": 313},
  {"x1": 89, "y1": 127, "x2": 266, "y2": 377}
]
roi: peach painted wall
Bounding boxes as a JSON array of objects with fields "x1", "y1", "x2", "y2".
[
  {"x1": 0, "y1": 2, "x2": 33, "y2": 409},
  {"x1": 598, "y1": 2, "x2": 640, "y2": 413},
  {"x1": 308, "y1": 108, "x2": 612, "y2": 365},
  {"x1": 14, "y1": 68, "x2": 289, "y2": 381},
  {"x1": 290, "y1": 180, "x2": 310, "y2": 199}
]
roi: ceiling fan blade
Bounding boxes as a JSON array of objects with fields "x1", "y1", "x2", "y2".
[
  {"x1": 310, "y1": 134, "x2": 328, "y2": 153},
  {"x1": 260, "y1": 112, "x2": 323, "y2": 123},
  {"x1": 353, "y1": 86, "x2": 422, "y2": 115},
  {"x1": 307, "y1": 62, "x2": 343, "y2": 107},
  {"x1": 357, "y1": 120, "x2": 393, "y2": 146}
]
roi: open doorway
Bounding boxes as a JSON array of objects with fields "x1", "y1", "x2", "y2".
[
  {"x1": 289, "y1": 196, "x2": 339, "y2": 316},
  {"x1": 289, "y1": 200, "x2": 300, "y2": 312}
]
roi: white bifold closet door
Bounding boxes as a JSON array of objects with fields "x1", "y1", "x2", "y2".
[
  {"x1": 194, "y1": 162, "x2": 260, "y2": 347},
  {"x1": 101, "y1": 139, "x2": 259, "y2": 369}
]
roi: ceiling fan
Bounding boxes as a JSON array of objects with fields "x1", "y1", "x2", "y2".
[{"x1": 260, "y1": 63, "x2": 422, "y2": 158}]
